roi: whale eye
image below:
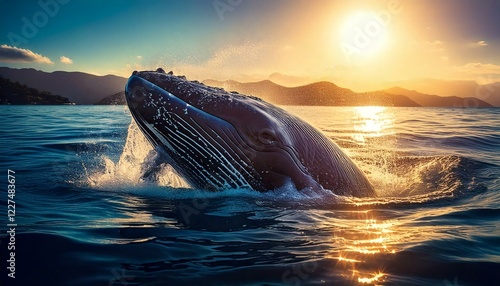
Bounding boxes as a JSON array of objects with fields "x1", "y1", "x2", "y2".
[
  {"x1": 133, "y1": 89, "x2": 145, "y2": 101},
  {"x1": 257, "y1": 129, "x2": 277, "y2": 145}
]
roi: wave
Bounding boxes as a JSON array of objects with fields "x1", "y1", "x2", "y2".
[
  {"x1": 86, "y1": 120, "x2": 189, "y2": 189},
  {"x1": 83, "y1": 120, "x2": 490, "y2": 208},
  {"x1": 442, "y1": 134, "x2": 500, "y2": 150}
]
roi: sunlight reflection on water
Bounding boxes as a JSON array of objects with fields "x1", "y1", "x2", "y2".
[
  {"x1": 324, "y1": 210, "x2": 400, "y2": 284},
  {"x1": 352, "y1": 106, "x2": 395, "y2": 144}
]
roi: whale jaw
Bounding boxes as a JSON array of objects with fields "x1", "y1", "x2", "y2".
[{"x1": 125, "y1": 73, "x2": 262, "y2": 191}]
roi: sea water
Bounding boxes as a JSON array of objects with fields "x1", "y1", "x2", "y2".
[{"x1": 0, "y1": 105, "x2": 499, "y2": 285}]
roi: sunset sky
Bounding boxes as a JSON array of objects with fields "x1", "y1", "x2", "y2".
[{"x1": 1, "y1": 0, "x2": 499, "y2": 91}]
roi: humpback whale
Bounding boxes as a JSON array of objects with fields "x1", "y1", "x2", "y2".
[{"x1": 125, "y1": 68, "x2": 375, "y2": 197}]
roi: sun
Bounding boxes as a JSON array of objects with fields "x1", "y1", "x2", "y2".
[{"x1": 339, "y1": 11, "x2": 389, "y2": 60}]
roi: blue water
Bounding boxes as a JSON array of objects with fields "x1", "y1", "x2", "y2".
[{"x1": 1, "y1": 105, "x2": 499, "y2": 286}]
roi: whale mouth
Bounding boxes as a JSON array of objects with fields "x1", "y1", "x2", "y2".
[
  {"x1": 126, "y1": 70, "x2": 211, "y2": 138},
  {"x1": 125, "y1": 74, "x2": 184, "y2": 149},
  {"x1": 124, "y1": 70, "x2": 260, "y2": 190},
  {"x1": 124, "y1": 71, "x2": 235, "y2": 149}
]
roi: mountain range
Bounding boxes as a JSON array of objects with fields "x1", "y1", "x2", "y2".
[
  {"x1": 0, "y1": 67, "x2": 497, "y2": 107},
  {"x1": 388, "y1": 78, "x2": 500, "y2": 107},
  {"x1": 0, "y1": 67, "x2": 127, "y2": 105},
  {"x1": 0, "y1": 76, "x2": 72, "y2": 105},
  {"x1": 204, "y1": 79, "x2": 421, "y2": 106}
]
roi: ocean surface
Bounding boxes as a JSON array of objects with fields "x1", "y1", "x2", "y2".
[{"x1": 1, "y1": 105, "x2": 499, "y2": 286}]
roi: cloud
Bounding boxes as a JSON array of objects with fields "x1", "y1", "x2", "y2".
[
  {"x1": 477, "y1": 40, "x2": 488, "y2": 46},
  {"x1": 60, "y1": 56, "x2": 73, "y2": 64},
  {"x1": 0, "y1": 45, "x2": 53, "y2": 64},
  {"x1": 454, "y1": 62, "x2": 500, "y2": 75},
  {"x1": 427, "y1": 40, "x2": 442, "y2": 45},
  {"x1": 426, "y1": 40, "x2": 444, "y2": 52}
]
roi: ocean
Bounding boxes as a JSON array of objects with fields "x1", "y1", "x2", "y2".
[{"x1": 1, "y1": 105, "x2": 499, "y2": 286}]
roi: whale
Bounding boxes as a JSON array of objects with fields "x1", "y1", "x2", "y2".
[{"x1": 125, "y1": 68, "x2": 376, "y2": 197}]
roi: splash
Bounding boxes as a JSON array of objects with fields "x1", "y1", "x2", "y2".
[
  {"x1": 88, "y1": 120, "x2": 189, "y2": 189},
  {"x1": 347, "y1": 154, "x2": 485, "y2": 207},
  {"x1": 85, "y1": 118, "x2": 481, "y2": 206},
  {"x1": 84, "y1": 119, "x2": 339, "y2": 203}
]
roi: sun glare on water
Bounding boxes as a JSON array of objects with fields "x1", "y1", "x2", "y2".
[
  {"x1": 352, "y1": 106, "x2": 394, "y2": 144},
  {"x1": 327, "y1": 214, "x2": 401, "y2": 285}
]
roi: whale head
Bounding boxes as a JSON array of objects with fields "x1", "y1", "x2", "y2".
[{"x1": 125, "y1": 68, "x2": 375, "y2": 196}]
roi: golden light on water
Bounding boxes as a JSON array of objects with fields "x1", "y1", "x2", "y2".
[
  {"x1": 328, "y1": 212, "x2": 401, "y2": 284},
  {"x1": 336, "y1": 256, "x2": 362, "y2": 263},
  {"x1": 352, "y1": 106, "x2": 394, "y2": 144},
  {"x1": 343, "y1": 219, "x2": 397, "y2": 256},
  {"x1": 355, "y1": 106, "x2": 387, "y2": 132},
  {"x1": 357, "y1": 272, "x2": 386, "y2": 284}
]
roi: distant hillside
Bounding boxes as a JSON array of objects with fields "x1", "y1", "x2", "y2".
[
  {"x1": 385, "y1": 87, "x2": 493, "y2": 107},
  {"x1": 96, "y1": 91, "x2": 125, "y2": 105},
  {"x1": 0, "y1": 67, "x2": 127, "y2": 104},
  {"x1": 0, "y1": 76, "x2": 72, "y2": 105},
  {"x1": 2, "y1": 66, "x2": 496, "y2": 107},
  {"x1": 204, "y1": 79, "x2": 420, "y2": 107},
  {"x1": 391, "y1": 78, "x2": 500, "y2": 107},
  {"x1": 100, "y1": 79, "x2": 419, "y2": 107}
]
